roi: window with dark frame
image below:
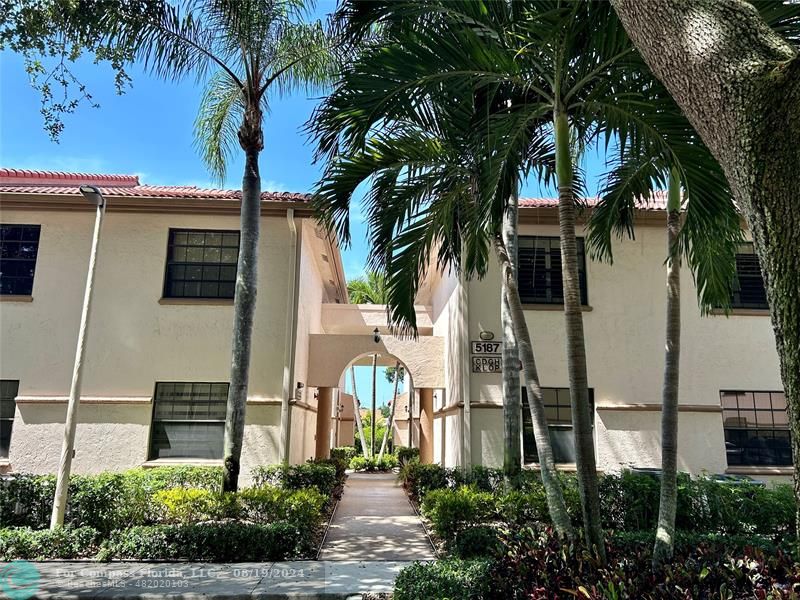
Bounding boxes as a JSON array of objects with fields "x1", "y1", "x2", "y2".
[
  {"x1": 163, "y1": 229, "x2": 239, "y2": 299},
  {"x1": 1, "y1": 225, "x2": 41, "y2": 295},
  {"x1": 148, "y1": 382, "x2": 228, "y2": 460},
  {"x1": 722, "y1": 390, "x2": 791, "y2": 467},
  {"x1": 522, "y1": 387, "x2": 594, "y2": 464},
  {"x1": 730, "y1": 243, "x2": 768, "y2": 310},
  {"x1": 0, "y1": 380, "x2": 19, "y2": 459},
  {"x1": 518, "y1": 236, "x2": 588, "y2": 305}
]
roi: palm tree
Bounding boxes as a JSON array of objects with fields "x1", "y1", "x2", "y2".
[
  {"x1": 311, "y1": 1, "x2": 576, "y2": 540},
  {"x1": 587, "y1": 129, "x2": 741, "y2": 565},
  {"x1": 349, "y1": 366, "x2": 369, "y2": 458},
  {"x1": 111, "y1": 0, "x2": 332, "y2": 491},
  {"x1": 378, "y1": 362, "x2": 402, "y2": 460},
  {"x1": 502, "y1": 188, "x2": 522, "y2": 487},
  {"x1": 347, "y1": 271, "x2": 388, "y2": 303}
]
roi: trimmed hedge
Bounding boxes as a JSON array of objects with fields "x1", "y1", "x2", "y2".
[
  {"x1": 402, "y1": 464, "x2": 794, "y2": 541},
  {"x1": 394, "y1": 559, "x2": 491, "y2": 600},
  {"x1": 349, "y1": 454, "x2": 398, "y2": 472},
  {"x1": 0, "y1": 526, "x2": 101, "y2": 560},
  {"x1": 104, "y1": 522, "x2": 307, "y2": 561},
  {"x1": 0, "y1": 467, "x2": 222, "y2": 532},
  {"x1": 0, "y1": 465, "x2": 335, "y2": 562},
  {"x1": 251, "y1": 462, "x2": 337, "y2": 496}
]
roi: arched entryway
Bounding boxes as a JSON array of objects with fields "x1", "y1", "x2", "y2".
[{"x1": 308, "y1": 332, "x2": 445, "y2": 463}]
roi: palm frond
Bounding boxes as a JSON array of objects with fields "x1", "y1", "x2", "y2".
[{"x1": 194, "y1": 71, "x2": 244, "y2": 183}]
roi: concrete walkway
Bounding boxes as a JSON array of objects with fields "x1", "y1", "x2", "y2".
[
  {"x1": 2, "y1": 560, "x2": 410, "y2": 598},
  {"x1": 319, "y1": 472, "x2": 436, "y2": 562}
]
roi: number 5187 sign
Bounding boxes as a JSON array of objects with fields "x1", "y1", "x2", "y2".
[{"x1": 471, "y1": 340, "x2": 502, "y2": 373}]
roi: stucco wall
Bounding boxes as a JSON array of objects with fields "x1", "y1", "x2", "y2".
[
  {"x1": 0, "y1": 209, "x2": 297, "y2": 473},
  {"x1": 463, "y1": 220, "x2": 785, "y2": 477}
]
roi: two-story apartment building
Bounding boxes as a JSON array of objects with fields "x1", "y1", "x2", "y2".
[{"x1": 0, "y1": 168, "x2": 791, "y2": 484}]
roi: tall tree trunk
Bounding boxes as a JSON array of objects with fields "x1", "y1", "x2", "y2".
[
  {"x1": 493, "y1": 237, "x2": 575, "y2": 540},
  {"x1": 223, "y1": 111, "x2": 263, "y2": 493},
  {"x1": 554, "y1": 111, "x2": 605, "y2": 559},
  {"x1": 653, "y1": 168, "x2": 682, "y2": 567},
  {"x1": 351, "y1": 366, "x2": 369, "y2": 458},
  {"x1": 611, "y1": 0, "x2": 800, "y2": 547},
  {"x1": 371, "y1": 353, "x2": 377, "y2": 458},
  {"x1": 502, "y1": 191, "x2": 522, "y2": 488},
  {"x1": 379, "y1": 361, "x2": 401, "y2": 460}
]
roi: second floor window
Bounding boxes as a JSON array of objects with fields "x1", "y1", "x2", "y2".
[
  {"x1": 518, "y1": 236, "x2": 588, "y2": 305},
  {"x1": 1, "y1": 225, "x2": 41, "y2": 295},
  {"x1": 149, "y1": 382, "x2": 228, "y2": 460},
  {"x1": 0, "y1": 380, "x2": 19, "y2": 458},
  {"x1": 731, "y1": 243, "x2": 768, "y2": 310},
  {"x1": 522, "y1": 387, "x2": 594, "y2": 464},
  {"x1": 722, "y1": 390, "x2": 791, "y2": 467},
  {"x1": 163, "y1": 229, "x2": 239, "y2": 299}
]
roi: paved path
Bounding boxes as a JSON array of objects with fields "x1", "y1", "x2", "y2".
[
  {"x1": 319, "y1": 472, "x2": 436, "y2": 561},
  {"x1": 3, "y1": 560, "x2": 410, "y2": 598}
]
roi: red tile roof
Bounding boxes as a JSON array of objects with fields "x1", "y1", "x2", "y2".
[
  {"x1": 0, "y1": 168, "x2": 310, "y2": 202},
  {"x1": 520, "y1": 191, "x2": 668, "y2": 210}
]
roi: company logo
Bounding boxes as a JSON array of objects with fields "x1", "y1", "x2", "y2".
[{"x1": 0, "y1": 560, "x2": 41, "y2": 600}]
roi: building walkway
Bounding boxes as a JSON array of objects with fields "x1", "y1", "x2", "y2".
[{"x1": 319, "y1": 471, "x2": 436, "y2": 561}]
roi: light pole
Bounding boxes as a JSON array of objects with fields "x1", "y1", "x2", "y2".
[{"x1": 50, "y1": 185, "x2": 106, "y2": 529}]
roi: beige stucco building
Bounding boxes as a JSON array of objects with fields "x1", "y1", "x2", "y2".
[{"x1": 0, "y1": 169, "x2": 791, "y2": 483}]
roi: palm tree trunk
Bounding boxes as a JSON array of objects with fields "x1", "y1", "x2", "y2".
[
  {"x1": 493, "y1": 236, "x2": 575, "y2": 540},
  {"x1": 502, "y1": 191, "x2": 522, "y2": 488},
  {"x1": 653, "y1": 169, "x2": 682, "y2": 567},
  {"x1": 378, "y1": 361, "x2": 401, "y2": 460},
  {"x1": 351, "y1": 366, "x2": 369, "y2": 458},
  {"x1": 371, "y1": 353, "x2": 377, "y2": 458},
  {"x1": 554, "y1": 111, "x2": 605, "y2": 559},
  {"x1": 223, "y1": 140, "x2": 261, "y2": 493}
]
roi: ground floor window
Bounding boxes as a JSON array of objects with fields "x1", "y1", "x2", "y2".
[
  {"x1": 722, "y1": 390, "x2": 791, "y2": 467},
  {"x1": 522, "y1": 387, "x2": 594, "y2": 464},
  {"x1": 0, "y1": 380, "x2": 19, "y2": 458},
  {"x1": 149, "y1": 382, "x2": 228, "y2": 460}
]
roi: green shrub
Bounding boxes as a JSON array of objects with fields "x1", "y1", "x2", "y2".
[
  {"x1": 394, "y1": 446, "x2": 420, "y2": 465},
  {"x1": 599, "y1": 469, "x2": 662, "y2": 531},
  {"x1": 237, "y1": 486, "x2": 326, "y2": 529},
  {"x1": 349, "y1": 454, "x2": 398, "y2": 472},
  {"x1": 400, "y1": 463, "x2": 465, "y2": 500},
  {"x1": 422, "y1": 486, "x2": 496, "y2": 545},
  {"x1": 251, "y1": 463, "x2": 337, "y2": 496},
  {"x1": 331, "y1": 446, "x2": 357, "y2": 464},
  {"x1": 452, "y1": 525, "x2": 502, "y2": 559},
  {"x1": 0, "y1": 526, "x2": 100, "y2": 560},
  {"x1": 0, "y1": 473, "x2": 56, "y2": 529},
  {"x1": 497, "y1": 488, "x2": 549, "y2": 526},
  {"x1": 106, "y1": 522, "x2": 308, "y2": 561},
  {"x1": 328, "y1": 448, "x2": 357, "y2": 480},
  {"x1": 152, "y1": 488, "x2": 238, "y2": 524},
  {"x1": 394, "y1": 559, "x2": 492, "y2": 600},
  {"x1": 0, "y1": 467, "x2": 222, "y2": 531},
  {"x1": 464, "y1": 466, "x2": 504, "y2": 493}
]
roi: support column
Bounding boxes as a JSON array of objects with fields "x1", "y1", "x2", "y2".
[
  {"x1": 315, "y1": 387, "x2": 333, "y2": 459},
  {"x1": 419, "y1": 387, "x2": 434, "y2": 464}
]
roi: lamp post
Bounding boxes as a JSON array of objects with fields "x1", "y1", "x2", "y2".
[{"x1": 50, "y1": 185, "x2": 106, "y2": 529}]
